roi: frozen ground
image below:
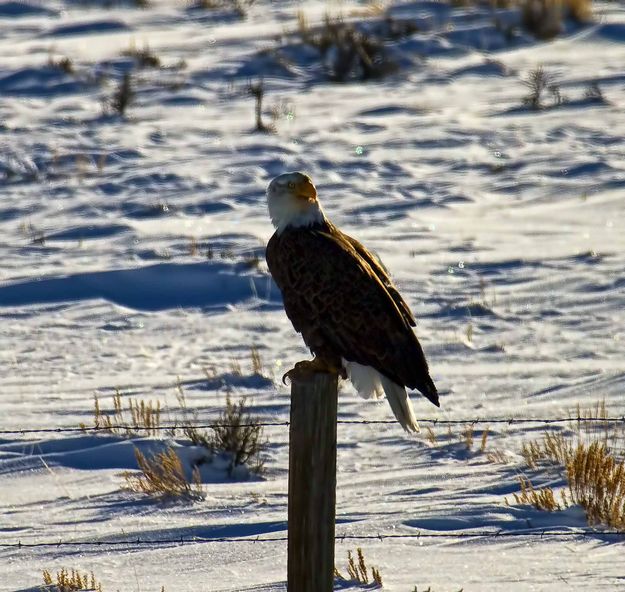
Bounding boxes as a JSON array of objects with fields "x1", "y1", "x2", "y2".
[{"x1": 1, "y1": 0, "x2": 625, "y2": 590}]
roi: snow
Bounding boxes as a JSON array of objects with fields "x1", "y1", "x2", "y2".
[{"x1": 1, "y1": 1, "x2": 625, "y2": 590}]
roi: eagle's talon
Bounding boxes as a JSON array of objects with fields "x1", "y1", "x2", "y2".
[{"x1": 282, "y1": 359, "x2": 345, "y2": 385}]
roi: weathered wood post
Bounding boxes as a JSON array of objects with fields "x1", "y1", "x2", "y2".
[{"x1": 288, "y1": 370, "x2": 339, "y2": 592}]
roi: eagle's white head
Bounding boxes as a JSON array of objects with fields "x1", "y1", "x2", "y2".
[{"x1": 266, "y1": 171, "x2": 325, "y2": 234}]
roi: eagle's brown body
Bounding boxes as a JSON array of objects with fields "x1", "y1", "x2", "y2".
[{"x1": 266, "y1": 219, "x2": 439, "y2": 407}]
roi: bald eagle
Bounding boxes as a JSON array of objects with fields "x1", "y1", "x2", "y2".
[{"x1": 265, "y1": 172, "x2": 439, "y2": 432}]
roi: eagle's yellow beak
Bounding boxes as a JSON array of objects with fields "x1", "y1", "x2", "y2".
[{"x1": 294, "y1": 177, "x2": 317, "y2": 203}]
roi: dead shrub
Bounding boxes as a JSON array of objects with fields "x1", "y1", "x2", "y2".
[
  {"x1": 334, "y1": 548, "x2": 383, "y2": 587},
  {"x1": 208, "y1": 394, "x2": 266, "y2": 474},
  {"x1": 111, "y1": 72, "x2": 134, "y2": 116},
  {"x1": 175, "y1": 385, "x2": 266, "y2": 476},
  {"x1": 122, "y1": 43, "x2": 161, "y2": 68},
  {"x1": 297, "y1": 12, "x2": 399, "y2": 82},
  {"x1": 515, "y1": 401, "x2": 625, "y2": 528},
  {"x1": 48, "y1": 54, "x2": 74, "y2": 74},
  {"x1": 462, "y1": 425, "x2": 475, "y2": 450},
  {"x1": 523, "y1": 67, "x2": 545, "y2": 109},
  {"x1": 248, "y1": 79, "x2": 273, "y2": 133},
  {"x1": 83, "y1": 391, "x2": 162, "y2": 437},
  {"x1": 486, "y1": 448, "x2": 511, "y2": 464},
  {"x1": 42, "y1": 569, "x2": 165, "y2": 592},
  {"x1": 584, "y1": 81, "x2": 605, "y2": 103},
  {"x1": 123, "y1": 446, "x2": 204, "y2": 501},
  {"x1": 192, "y1": 0, "x2": 255, "y2": 17},
  {"x1": 564, "y1": 0, "x2": 593, "y2": 22},
  {"x1": 513, "y1": 476, "x2": 563, "y2": 511},
  {"x1": 567, "y1": 441, "x2": 625, "y2": 528},
  {"x1": 522, "y1": 65, "x2": 556, "y2": 109},
  {"x1": 520, "y1": 0, "x2": 592, "y2": 39},
  {"x1": 42, "y1": 569, "x2": 102, "y2": 592},
  {"x1": 250, "y1": 346, "x2": 264, "y2": 375},
  {"x1": 410, "y1": 587, "x2": 464, "y2": 592},
  {"x1": 520, "y1": 0, "x2": 563, "y2": 39}
]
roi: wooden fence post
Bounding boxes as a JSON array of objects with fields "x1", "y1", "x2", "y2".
[{"x1": 288, "y1": 370, "x2": 339, "y2": 592}]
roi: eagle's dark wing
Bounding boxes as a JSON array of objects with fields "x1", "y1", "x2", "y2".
[
  {"x1": 266, "y1": 226, "x2": 438, "y2": 406},
  {"x1": 333, "y1": 224, "x2": 416, "y2": 327}
]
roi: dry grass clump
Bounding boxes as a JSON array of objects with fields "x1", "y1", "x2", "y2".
[
  {"x1": 231, "y1": 345, "x2": 267, "y2": 375},
  {"x1": 486, "y1": 448, "x2": 512, "y2": 464},
  {"x1": 250, "y1": 345, "x2": 264, "y2": 375},
  {"x1": 111, "y1": 72, "x2": 134, "y2": 116},
  {"x1": 513, "y1": 476, "x2": 563, "y2": 511},
  {"x1": 522, "y1": 400, "x2": 623, "y2": 466},
  {"x1": 425, "y1": 422, "x2": 493, "y2": 456},
  {"x1": 515, "y1": 440, "x2": 625, "y2": 527},
  {"x1": 522, "y1": 65, "x2": 563, "y2": 110},
  {"x1": 209, "y1": 394, "x2": 266, "y2": 473},
  {"x1": 175, "y1": 385, "x2": 267, "y2": 476},
  {"x1": 42, "y1": 569, "x2": 165, "y2": 592},
  {"x1": 192, "y1": 0, "x2": 255, "y2": 17},
  {"x1": 411, "y1": 588, "x2": 464, "y2": 592},
  {"x1": 520, "y1": 0, "x2": 592, "y2": 40},
  {"x1": 566, "y1": 441, "x2": 625, "y2": 528},
  {"x1": 123, "y1": 446, "x2": 204, "y2": 501},
  {"x1": 42, "y1": 568, "x2": 102, "y2": 592},
  {"x1": 122, "y1": 43, "x2": 161, "y2": 68},
  {"x1": 248, "y1": 79, "x2": 273, "y2": 133},
  {"x1": 84, "y1": 391, "x2": 162, "y2": 437},
  {"x1": 584, "y1": 81, "x2": 606, "y2": 103},
  {"x1": 514, "y1": 401, "x2": 625, "y2": 528},
  {"x1": 296, "y1": 12, "x2": 400, "y2": 82},
  {"x1": 521, "y1": 431, "x2": 572, "y2": 468},
  {"x1": 334, "y1": 548, "x2": 383, "y2": 587},
  {"x1": 48, "y1": 54, "x2": 74, "y2": 74},
  {"x1": 572, "y1": 400, "x2": 624, "y2": 453}
]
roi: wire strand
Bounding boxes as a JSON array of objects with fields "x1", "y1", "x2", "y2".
[
  {"x1": 2, "y1": 530, "x2": 625, "y2": 549},
  {"x1": 1, "y1": 416, "x2": 625, "y2": 436}
]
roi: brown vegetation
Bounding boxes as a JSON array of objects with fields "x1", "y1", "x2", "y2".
[
  {"x1": 296, "y1": 12, "x2": 401, "y2": 82},
  {"x1": 334, "y1": 547, "x2": 383, "y2": 587},
  {"x1": 122, "y1": 43, "x2": 161, "y2": 68},
  {"x1": 123, "y1": 446, "x2": 204, "y2": 501},
  {"x1": 42, "y1": 569, "x2": 102, "y2": 592},
  {"x1": 42, "y1": 569, "x2": 165, "y2": 592},
  {"x1": 514, "y1": 402, "x2": 625, "y2": 528},
  {"x1": 521, "y1": 0, "x2": 592, "y2": 39},
  {"x1": 208, "y1": 394, "x2": 267, "y2": 474},
  {"x1": 111, "y1": 72, "x2": 134, "y2": 116},
  {"x1": 83, "y1": 391, "x2": 162, "y2": 437},
  {"x1": 175, "y1": 384, "x2": 266, "y2": 476}
]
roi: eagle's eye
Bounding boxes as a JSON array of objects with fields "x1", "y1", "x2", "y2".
[{"x1": 287, "y1": 182, "x2": 295, "y2": 189}]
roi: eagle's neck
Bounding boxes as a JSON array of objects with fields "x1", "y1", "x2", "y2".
[{"x1": 272, "y1": 200, "x2": 326, "y2": 235}]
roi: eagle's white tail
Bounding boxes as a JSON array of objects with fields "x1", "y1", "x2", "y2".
[
  {"x1": 343, "y1": 359, "x2": 383, "y2": 399},
  {"x1": 343, "y1": 360, "x2": 419, "y2": 432},
  {"x1": 379, "y1": 375, "x2": 420, "y2": 433}
]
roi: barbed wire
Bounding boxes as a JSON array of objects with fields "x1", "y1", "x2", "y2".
[
  {"x1": 1, "y1": 415, "x2": 625, "y2": 436},
  {"x1": 2, "y1": 529, "x2": 624, "y2": 549}
]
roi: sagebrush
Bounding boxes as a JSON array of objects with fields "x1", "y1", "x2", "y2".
[
  {"x1": 208, "y1": 394, "x2": 267, "y2": 474},
  {"x1": 123, "y1": 446, "x2": 204, "y2": 501},
  {"x1": 176, "y1": 385, "x2": 266, "y2": 476}
]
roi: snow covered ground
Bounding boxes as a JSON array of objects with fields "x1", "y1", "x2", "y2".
[{"x1": 1, "y1": 0, "x2": 625, "y2": 590}]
